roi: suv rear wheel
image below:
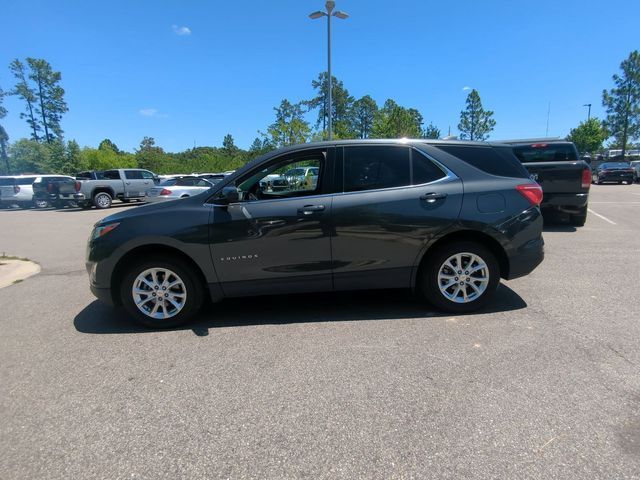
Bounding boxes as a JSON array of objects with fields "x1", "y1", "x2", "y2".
[
  {"x1": 419, "y1": 241, "x2": 500, "y2": 313},
  {"x1": 120, "y1": 257, "x2": 204, "y2": 328}
]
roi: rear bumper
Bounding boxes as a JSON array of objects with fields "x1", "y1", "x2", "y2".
[
  {"x1": 541, "y1": 192, "x2": 588, "y2": 213},
  {"x1": 597, "y1": 174, "x2": 634, "y2": 183},
  {"x1": 506, "y1": 236, "x2": 544, "y2": 280}
]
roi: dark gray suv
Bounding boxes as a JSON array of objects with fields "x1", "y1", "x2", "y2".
[{"x1": 86, "y1": 140, "x2": 544, "y2": 328}]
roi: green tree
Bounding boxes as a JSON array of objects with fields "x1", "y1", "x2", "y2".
[
  {"x1": 602, "y1": 50, "x2": 640, "y2": 157},
  {"x1": 423, "y1": 123, "x2": 441, "y2": 139},
  {"x1": 458, "y1": 89, "x2": 496, "y2": 141},
  {"x1": 64, "y1": 140, "x2": 84, "y2": 174},
  {"x1": 566, "y1": 118, "x2": 608, "y2": 154},
  {"x1": 264, "y1": 100, "x2": 311, "y2": 147},
  {"x1": 98, "y1": 138, "x2": 121, "y2": 154},
  {"x1": 0, "y1": 84, "x2": 9, "y2": 173},
  {"x1": 9, "y1": 59, "x2": 41, "y2": 141},
  {"x1": 222, "y1": 134, "x2": 238, "y2": 154},
  {"x1": 307, "y1": 73, "x2": 355, "y2": 139},
  {"x1": 7, "y1": 139, "x2": 51, "y2": 173},
  {"x1": 351, "y1": 95, "x2": 378, "y2": 138},
  {"x1": 371, "y1": 99, "x2": 423, "y2": 138},
  {"x1": 135, "y1": 136, "x2": 165, "y2": 172},
  {"x1": 26, "y1": 58, "x2": 68, "y2": 142}
]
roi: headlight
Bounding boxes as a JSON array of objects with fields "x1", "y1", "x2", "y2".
[{"x1": 91, "y1": 222, "x2": 120, "y2": 240}]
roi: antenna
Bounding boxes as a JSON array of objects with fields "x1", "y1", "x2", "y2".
[{"x1": 545, "y1": 102, "x2": 551, "y2": 137}]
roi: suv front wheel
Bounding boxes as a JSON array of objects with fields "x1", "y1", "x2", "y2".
[
  {"x1": 419, "y1": 241, "x2": 500, "y2": 313},
  {"x1": 120, "y1": 257, "x2": 204, "y2": 328}
]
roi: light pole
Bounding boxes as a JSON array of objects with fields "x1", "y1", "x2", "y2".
[
  {"x1": 583, "y1": 103, "x2": 592, "y2": 121},
  {"x1": 309, "y1": 1, "x2": 348, "y2": 141}
]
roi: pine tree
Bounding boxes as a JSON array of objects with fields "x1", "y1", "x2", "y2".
[
  {"x1": 26, "y1": 58, "x2": 68, "y2": 142},
  {"x1": 602, "y1": 50, "x2": 640, "y2": 157},
  {"x1": 458, "y1": 89, "x2": 496, "y2": 141},
  {"x1": 9, "y1": 59, "x2": 41, "y2": 141}
]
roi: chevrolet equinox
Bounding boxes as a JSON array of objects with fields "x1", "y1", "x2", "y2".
[{"x1": 86, "y1": 140, "x2": 544, "y2": 327}]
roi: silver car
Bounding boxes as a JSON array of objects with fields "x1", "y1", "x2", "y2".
[{"x1": 145, "y1": 176, "x2": 213, "y2": 203}]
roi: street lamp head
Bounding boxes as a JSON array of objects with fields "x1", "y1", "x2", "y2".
[
  {"x1": 309, "y1": 11, "x2": 326, "y2": 19},
  {"x1": 326, "y1": 1, "x2": 336, "y2": 12},
  {"x1": 333, "y1": 10, "x2": 349, "y2": 19}
]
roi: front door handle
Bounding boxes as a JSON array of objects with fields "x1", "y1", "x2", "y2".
[
  {"x1": 420, "y1": 192, "x2": 447, "y2": 203},
  {"x1": 298, "y1": 204, "x2": 325, "y2": 215}
]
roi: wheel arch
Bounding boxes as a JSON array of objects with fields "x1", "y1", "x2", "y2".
[
  {"x1": 413, "y1": 229, "x2": 510, "y2": 288},
  {"x1": 91, "y1": 187, "x2": 116, "y2": 199},
  {"x1": 110, "y1": 244, "x2": 209, "y2": 306}
]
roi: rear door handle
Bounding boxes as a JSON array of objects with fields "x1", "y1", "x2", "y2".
[
  {"x1": 420, "y1": 192, "x2": 447, "y2": 203},
  {"x1": 298, "y1": 204, "x2": 325, "y2": 215}
]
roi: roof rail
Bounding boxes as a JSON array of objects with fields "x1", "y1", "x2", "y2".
[{"x1": 494, "y1": 137, "x2": 563, "y2": 144}]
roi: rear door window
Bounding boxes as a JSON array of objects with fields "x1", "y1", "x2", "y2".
[
  {"x1": 102, "y1": 170, "x2": 121, "y2": 180},
  {"x1": 412, "y1": 149, "x2": 446, "y2": 184},
  {"x1": 124, "y1": 170, "x2": 143, "y2": 180},
  {"x1": 343, "y1": 146, "x2": 410, "y2": 192},
  {"x1": 512, "y1": 144, "x2": 578, "y2": 163},
  {"x1": 436, "y1": 145, "x2": 529, "y2": 178}
]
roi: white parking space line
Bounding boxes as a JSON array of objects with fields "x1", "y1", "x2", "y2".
[
  {"x1": 631, "y1": 192, "x2": 640, "y2": 196},
  {"x1": 588, "y1": 208, "x2": 617, "y2": 225},
  {"x1": 590, "y1": 201, "x2": 640, "y2": 204}
]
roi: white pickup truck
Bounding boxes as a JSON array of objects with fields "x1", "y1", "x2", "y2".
[{"x1": 76, "y1": 168, "x2": 159, "y2": 209}]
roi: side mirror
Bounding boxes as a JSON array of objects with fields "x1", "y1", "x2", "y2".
[{"x1": 216, "y1": 186, "x2": 240, "y2": 205}]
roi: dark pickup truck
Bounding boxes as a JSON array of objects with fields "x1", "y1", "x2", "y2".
[{"x1": 498, "y1": 140, "x2": 591, "y2": 226}]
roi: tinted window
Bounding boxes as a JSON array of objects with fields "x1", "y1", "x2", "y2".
[
  {"x1": 412, "y1": 149, "x2": 446, "y2": 184},
  {"x1": 436, "y1": 145, "x2": 529, "y2": 178},
  {"x1": 103, "y1": 170, "x2": 120, "y2": 180},
  {"x1": 124, "y1": 170, "x2": 143, "y2": 180},
  {"x1": 175, "y1": 177, "x2": 196, "y2": 186},
  {"x1": 141, "y1": 170, "x2": 155, "y2": 180},
  {"x1": 159, "y1": 179, "x2": 178, "y2": 186},
  {"x1": 194, "y1": 179, "x2": 211, "y2": 187},
  {"x1": 76, "y1": 172, "x2": 93, "y2": 180},
  {"x1": 601, "y1": 162, "x2": 631, "y2": 169},
  {"x1": 512, "y1": 143, "x2": 578, "y2": 163},
  {"x1": 16, "y1": 177, "x2": 37, "y2": 185},
  {"x1": 344, "y1": 146, "x2": 410, "y2": 192},
  {"x1": 0, "y1": 178, "x2": 15, "y2": 186}
]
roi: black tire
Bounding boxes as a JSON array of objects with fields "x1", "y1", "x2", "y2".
[
  {"x1": 570, "y1": 206, "x2": 587, "y2": 227},
  {"x1": 418, "y1": 241, "x2": 500, "y2": 313},
  {"x1": 119, "y1": 256, "x2": 204, "y2": 328},
  {"x1": 93, "y1": 192, "x2": 112, "y2": 209},
  {"x1": 79, "y1": 201, "x2": 92, "y2": 209}
]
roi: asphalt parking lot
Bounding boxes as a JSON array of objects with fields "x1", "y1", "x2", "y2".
[{"x1": 1, "y1": 185, "x2": 639, "y2": 479}]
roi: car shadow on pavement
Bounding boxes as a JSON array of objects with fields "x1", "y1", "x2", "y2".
[{"x1": 74, "y1": 284, "x2": 528, "y2": 336}]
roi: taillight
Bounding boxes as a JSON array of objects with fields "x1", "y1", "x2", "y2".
[
  {"x1": 160, "y1": 189, "x2": 172, "y2": 195},
  {"x1": 516, "y1": 184, "x2": 543, "y2": 206},
  {"x1": 75, "y1": 181, "x2": 81, "y2": 192},
  {"x1": 13, "y1": 185, "x2": 20, "y2": 194},
  {"x1": 581, "y1": 168, "x2": 591, "y2": 189}
]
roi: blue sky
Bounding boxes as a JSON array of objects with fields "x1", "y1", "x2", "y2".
[{"x1": 2, "y1": 0, "x2": 639, "y2": 152}]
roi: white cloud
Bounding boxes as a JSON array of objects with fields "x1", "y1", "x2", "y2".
[
  {"x1": 462, "y1": 86, "x2": 472, "y2": 91},
  {"x1": 172, "y1": 24, "x2": 192, "y2": 36},
  {"x1": 139, "y1": 108, "x2": 168, "y2": 118}
]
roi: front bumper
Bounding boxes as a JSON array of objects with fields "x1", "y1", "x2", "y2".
[{"x1": 90, "y1": 284, "x2": 114, "y2": 306}]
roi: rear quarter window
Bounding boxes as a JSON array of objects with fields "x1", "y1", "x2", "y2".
[
  {"x1": 0, "y1": 178, "x2": 15, "y2": 186},
  {"x1": 435, "y1": 145, "x2": 529, "y2": 179}
]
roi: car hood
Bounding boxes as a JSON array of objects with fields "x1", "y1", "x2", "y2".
[{"x1": 98, "y1": 191, "x2": 211, "y2": 225}]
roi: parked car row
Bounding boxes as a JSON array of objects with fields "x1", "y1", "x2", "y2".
[{"x1": 0, "y1": 170, "x2": 234, "y2": 210}]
